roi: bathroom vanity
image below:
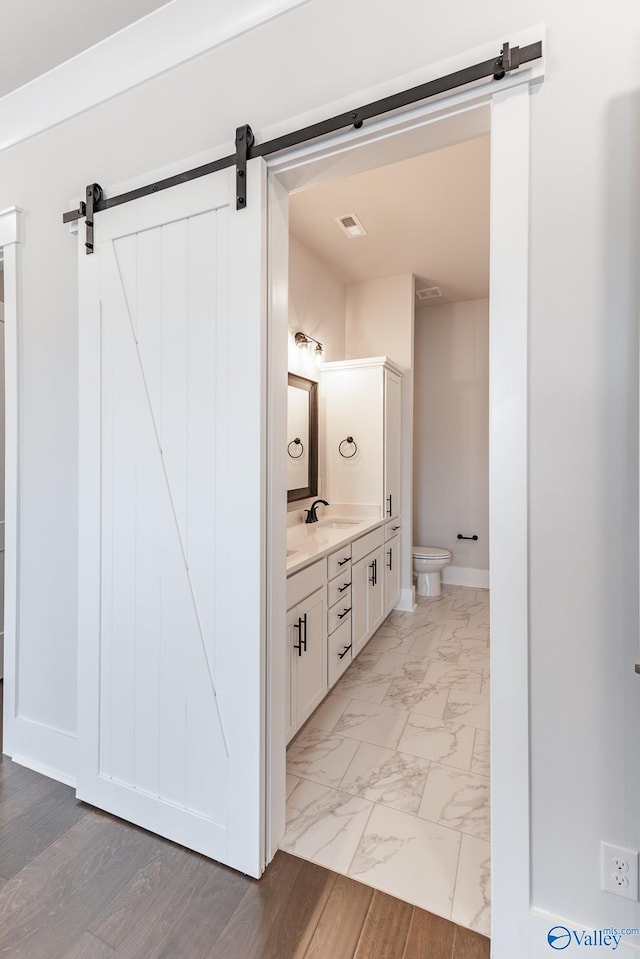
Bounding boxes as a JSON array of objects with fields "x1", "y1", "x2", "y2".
[
  {"x1": 285, "y1": 517, "x2": 402, "y2": 742},
  {"x1": 285, "y1": 355, "x2": 404, "y2": 742}
]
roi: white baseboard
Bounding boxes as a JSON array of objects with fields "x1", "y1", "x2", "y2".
[
  {"x1": 3, "y1": 715, "x2": 77, "y2": 787},
  {"x1": 395, "y1": 586, "x2": 416, "y2": 612},
  {"x1": 9, "y1": 752, "x2": 76, "y2": 788},
  {"x1": 442, "y1": 566, "x2": 490, "y2": 589}
]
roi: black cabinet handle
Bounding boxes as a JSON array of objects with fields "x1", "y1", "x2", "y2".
[
  {"x1": 386, "y1": 548, "x2": 392, "y2": 571},
  {"x1": 392, "y1": 525, "x2": 400, "y2": 531},
  {"x1": 337, "y1": 557, "x2": 350, "y2": 567},
  {"x1": 386, "y1": 494, "x2": 392, "y2": 516},
  {"x1": 302, "y1": 612, "x2": 307, "y2": 653},
  {"x1": 369, "y1": 558, "x2": 377, "y2": 586},
  {"x1": 293, "y1": 617, "x2": 303, "y2": 656},
  {"x1": 338, "y1": 644, "x2": 352, "y2": 660},
  {"x1": 338, "y1": 607, "x2": 351, "y2": 620},
  {"x1": 338, "y1": 582, "x2": 350, "y2": 593}
]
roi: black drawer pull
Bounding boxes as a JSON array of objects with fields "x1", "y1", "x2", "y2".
[
  {"x1": 338, "y1": 582, "x2": 350, "y2": 593},
  {"x1": 392, "y1": 525, "x2": 400, "y2": 531},
  {"x1": 457, "y1": 533, "x2": 478, "y2": 541},
  {"x1": 338, "y1": 607, "x2": 351, "y2": 619},
  {"x1": 337, "y1": 557, "x2": 350, "y2": 566},
  {"x1": 386, "y1": 548, "x2": 392, "y2": 571},
  {"x1": 338, "y1": 644, "x2": 352, "y2": 660}
]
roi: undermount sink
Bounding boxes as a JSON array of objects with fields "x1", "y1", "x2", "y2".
[{"x1": 317, "y1": 520, "x2": 361, "y2": 530}]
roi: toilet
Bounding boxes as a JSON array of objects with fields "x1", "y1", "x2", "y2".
[{"x1": 412, "y1": 546, "x2": 452, "y2": 597}]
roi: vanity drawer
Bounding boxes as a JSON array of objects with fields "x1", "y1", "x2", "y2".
[
  {"x1": 328, "y1": 621, "x2": 353, "y2": 686},
  {"x1": 327, "y1": 544, "x2": 352, "y2": 580},
  {"x1": 385, "y1": 520, "x2": 402, "y2": 542},
  {"x1": 328, "y1": 618, "x2": 352, "y2": 686},
  {"x1": 352, "y1": 526, "x2": 384, "y2": 563},
  {"x1": 328, "y1": 573, "x2": 352, "y2": 609},
  {"x1": 328, "y1": 593, "x2": 352, "y2": 635},
  {"x1": 286, "y1": 559, "x2": 325, "y2": 610}
]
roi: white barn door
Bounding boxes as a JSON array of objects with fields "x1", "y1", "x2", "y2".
[{"x1": 77, "y1": 161, "x2": 267, "y2": 877}]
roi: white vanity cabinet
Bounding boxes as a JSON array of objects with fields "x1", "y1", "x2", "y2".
[
  {"x1": 286, "y1": 562, "x2": 327, "y2": 743},
  {"x1": 351, "y1": 527, "x2": 385, "y2": 657},
  {"x1": 321, "y1": 358, "x2": 402, "y2": 519},
  {"x1": 384, "y1": 521, "x2": 402, "y2": 616},
  {"x1": 285, "y1": 517, "x2": 401, "y2": 741}
]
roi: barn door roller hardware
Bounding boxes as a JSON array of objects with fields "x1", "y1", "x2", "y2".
[
  {"x1": 235, "y1": 124, "x2": 254, "y2": 210},
  {"x1": 63, "y1": 39, "x2": 541, "y2": 253}
]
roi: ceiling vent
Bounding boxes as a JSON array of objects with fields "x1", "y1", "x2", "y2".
[
  {"x1": 416, "y1": 286, "x2": 443, "y2": 300},
  {"x1": 335, "y1": 213, "x2": 368, "y2": 238}
]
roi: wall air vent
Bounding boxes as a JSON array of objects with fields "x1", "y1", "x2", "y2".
[
  {"x1": 335, "y1": 213, "x2": 368, "y2": 238},
  {"x1": 416, "y1": 286, "x2": 443, "y2": 300}
]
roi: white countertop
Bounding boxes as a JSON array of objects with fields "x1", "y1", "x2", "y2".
[{"x1": 286, "y1": 515, "x2": 385, "y2": 575}]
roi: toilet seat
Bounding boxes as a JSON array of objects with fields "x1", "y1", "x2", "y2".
[{"x1": 413, "y1": 546, "x2": 451, "y2": 560}]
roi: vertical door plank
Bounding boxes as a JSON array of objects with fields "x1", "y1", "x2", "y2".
[
  {"x1": 183, "y1": 209, "x2": 222, "y2": 816},
  {"x1": 160, "y1": 219, "x2": 189, "y2": 547},
  {"x1": 102, "y1": 241, "x2": 139, "y2": 787},
  {"x1": 131, "y1": 227, "x2": 164, "y2": 797}
]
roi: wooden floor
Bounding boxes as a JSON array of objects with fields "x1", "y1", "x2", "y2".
[{"x1": 0, "y1": 685, "x2": 489, "y2": 958}]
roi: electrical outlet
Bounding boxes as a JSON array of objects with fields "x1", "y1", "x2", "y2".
[{"x1": 602, "y1": 843, "x2": 639, "y2": 901}]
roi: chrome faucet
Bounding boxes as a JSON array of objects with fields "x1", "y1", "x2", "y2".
[{"x1": 305, "y1": 499, "x2": 329, "y2": 523}]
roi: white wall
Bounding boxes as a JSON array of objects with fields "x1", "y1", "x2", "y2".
[
  {"x1": 0, "y1": 0, "x2": 639, "y2": 943},
  {"x1": 288, "y1": 233, "x2": 346, "y2": 380},
  {"x1": 345, "y1": 274, "x2": 415, "y2": 609},
  {"x1": 414, "y1": 299, "x2": 489, "y2": 577}
]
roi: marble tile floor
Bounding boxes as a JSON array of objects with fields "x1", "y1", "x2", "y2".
[{"x1": 281, "y1": 584, "x2": 491, "y2": 937}]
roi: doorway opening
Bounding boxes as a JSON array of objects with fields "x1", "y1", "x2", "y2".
[
  {"x1": 266, "y1": 81, "x2": 532, "y2": 956},
  {"x1": 277, "y1": 130, "x2": 491, "y2": 933}
]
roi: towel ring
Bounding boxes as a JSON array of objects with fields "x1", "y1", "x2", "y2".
[
  {"x1": 339, "y1": 436, "x2": 358, "y2": 459},
  {"x1": 287, "y1": 438, "x2": 304, "y2": 459}
]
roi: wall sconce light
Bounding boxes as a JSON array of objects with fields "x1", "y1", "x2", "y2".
[{"x1": 295, "y1": 331, "x2": 324, "y2": 360}]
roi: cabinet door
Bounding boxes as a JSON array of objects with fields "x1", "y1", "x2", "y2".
[
  {"x1": 295, "y1": 586, "x2": 328, "y2": 728},
  {"x1": 384, "y1": 369, "x2": 402, "y2": 519},
  {"x1": 368, "y1": 545, "x2": 385, "y2": 638},
  {"x1": 351, "y1": 555, "x2": 370, "y2": 657},
  {"x1": 384, "y1": 535, "x2": 401, "y2": 616},
  {"x1": 322, "y1": 366, "x2": 383, "y2": 510}
]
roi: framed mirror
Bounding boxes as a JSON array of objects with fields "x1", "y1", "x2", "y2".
[{"x1": 287, "y1": 373, "x2": 318, "y2": 502}]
